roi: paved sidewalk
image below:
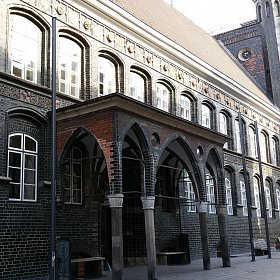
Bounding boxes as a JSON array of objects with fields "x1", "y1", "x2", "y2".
[{"x1": 99, "y1": 250, "x2": 280, "y2": 280}]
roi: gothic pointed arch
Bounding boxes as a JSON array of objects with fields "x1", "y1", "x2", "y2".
[{"x1": 59, "y1": 126, "x2": 109, "y2": 204}]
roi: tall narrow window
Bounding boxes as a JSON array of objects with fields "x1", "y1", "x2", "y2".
[
  {"x1": 271, "y1": 138, "x2": 279, "y2": 166},
  {"x1": 220, "y1": 112, "x2": 229, "y2": 148},
  {"x1": 63, "y1": 147, "x2": 83, "y2": 204},
  {"x1": 129, "y1": 72, "x2": 145, "y2": 102},
  {"x1": 260, "y1": 132, "x2": 269, "y2": 163},
  {"x1": 265, "y1": 180, "x2": 272, "y2": 218},
  {"x1": 274, "y1": 0, "x2": 280, "y2": 16},
  {"x1": 59, "y1": 37, "x2": 81, "y2": 98},
  {"x1": 276, "y1": 188, "x2": 280, "y2": 216},
  {"x1": 240, "y1": 180, "x2": 248, "y2": 216},
  {"x1": 11, "y1": 14, "x2": 41, "y2": 83},
  {"x1": 8, "y1": 133, "x2": 38, "y2": 201},
  {"x1": 179, "y1": 170, "x2": 196, "y2": 212},
  {"x1": 98, "y1": 57, "x2": 116, "y2": 96},
  {"x1": 234, "y1": 120, "x2": 241, "y2": 153},
  {"x1": 254, "y1": 177, "x2": 261, "y2": 217},
  {"x1": 257, "y1": 5, "x2": 262, "y2": 21},
  {"x1": 156, "y1": 83, "x2": 169, "y2": 112},
  {"x1": 249, "y1": 126, "x2": 257, "y2": 158},
  {"x1": 266, "y1": 1, "x2": 271, "y2": 17},
  {"x1": 180, "y1": 95, "x2": 191, "y2": 121},
  {"x1": 202, "y1": 104, "x2": 211, "y2": 128},
  {"x1": 225, "y1": 178, "x2": 233, "y2": 215},
  {"x1": 219, "y1": 113, "x2": 228, "y2": 135},
  {"x1": 206, "y1": 172, "x2": 216, "y2": 214}
]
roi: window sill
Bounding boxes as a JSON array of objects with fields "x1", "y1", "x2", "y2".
[{"x1": 0, "y1": 176, "x2": 12, "y2": 186}]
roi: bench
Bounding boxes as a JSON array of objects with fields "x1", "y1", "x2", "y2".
[
  {"x1": 71, "y1": 256, "x2": 105, "y2": 277},
  {"x1": 157, "y1": 251, "x2": 188, "y2": 265},
  {"x1": 253, "y1": 239, "x2": 268, "y2": 256}
]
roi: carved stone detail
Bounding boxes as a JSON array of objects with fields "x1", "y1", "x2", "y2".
[
  {"x1": 107, "y1": 194, "x2": 124, "y2": 208},
  {"x1": 141, "y1": 196, "x2": 155, "y2": 210},
  {"x1": 196, "y1": 201, "x2": 208, "y2": 213},
  {"x1": 56, "y1": 5, "x2": 65, "y2": 15},
  {"x1": 83, "y1": 19, "x2": 92, "y2": 30}
]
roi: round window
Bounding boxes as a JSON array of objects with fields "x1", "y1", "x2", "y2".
[{"x1": 238, "y1": 48, "x2": 252, "y2": 61}]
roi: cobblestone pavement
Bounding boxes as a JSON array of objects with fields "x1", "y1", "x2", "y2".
[{"x1": 97, "y1": 250, "x2": 280, "y2": 280}]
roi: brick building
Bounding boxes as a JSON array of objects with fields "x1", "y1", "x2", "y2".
[{"x1": 0, "y1": 0, "x2": 280, "y2": 279}]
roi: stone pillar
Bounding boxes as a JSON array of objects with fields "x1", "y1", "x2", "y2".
[
  {"x1": 217, "y1": 205, "x2": 231, "y2": 267},
  {"x1": 197, "y1": 201, "x2": 211, "y2": 270},
  {"x1": 141, "y1": 196, "x2": 158, "y2": 280},
  {"x1": 108, "y1": 194, "x2": 124, "y2": 280}
]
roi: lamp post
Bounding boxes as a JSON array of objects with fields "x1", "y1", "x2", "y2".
[
  {"x1": 238, "y1": 112, "x2": 255, "y2": 261},
  {"x1": 51, "y1": 15, "x2": 57, "y2": 280}
]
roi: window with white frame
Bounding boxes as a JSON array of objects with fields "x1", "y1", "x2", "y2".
[
  {"x1": 265, "y1": 181, "x2": 272, "y2": 218},
  {"x1": 254, "y1": 177, "x2": 261, "y2": 217},
  {"x1": 129, "y1": 72, "x2": 145, "y2": 102},
  {"x1": 63, "y1": 147, "x2": 83, "y2": 204},
  {"x1": 156, "y1": 83, "x2": 169, "y2": 112},
  {"x1": 11, "y1": 14, "x2": 41, "y2": 83},
  {"x1": 260, "y1": 132, "x2": 269, "y2": 163},
  {"x1": 206, "y1": 172, "x2": 216, "y2": 213},
  {"x1": 225, "y1": 178, "x2": 233, "y2": 215},
  {"x1": 276, "y1": 188, "x2": 280, "y2": 216},
  {"x1": 234, "y1": 120, "x2": 242, "y2": 153},
  {"x1": 59, "y1": 37, "x2": 81, "y2": 98},
  {"x1": 249, "y1": 126, "x2": 257, "y2": 158},
  {"x1": 240, "y1": 180, "x2": 248, "y2": 216},
  {"x1": 180, "y1": 95, "x2": 191, "y2": 121},
  {"x1": 202, "y1": 104, "x2": 211, "y2": 128},
  {"x1": 220, "y1": 112, "x2": 229, "y2": 149},
  {"x1": 7, "y1": 133, "x2": 38, "y2": 201},
  {"x1": 219, "y1": 113, "x2": 228, "y2": 135},
  {"x1": 179, "y1": 169, "x2": 196, "y2": 212},
  {"x1": 98, "y1": 57, "x2": 116, "y2": 96},
  {"x1": 271, "y1": 138, "x2": 278, "y2": 166}
]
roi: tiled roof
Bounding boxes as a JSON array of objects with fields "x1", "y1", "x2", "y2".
[{"x1": 109, "y1": 0, "x2": 274, "y2": 106}]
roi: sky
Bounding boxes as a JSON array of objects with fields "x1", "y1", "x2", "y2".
[{"x1": 173, "y1": 0, "x2": 257, "y2": 34}]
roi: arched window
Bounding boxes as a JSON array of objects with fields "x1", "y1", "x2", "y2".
[
  {"x1": 156, "y1": 83, "x2": 170, "y2": 112},
  {"x1": 179, "y1": 169, "x2": 196, "y2": 212},
  {"x1": 254, "y1": 177, "x2": 261, "y2": 217},
  {"x1": 274, "y1": 0, "x2": 280, "y2": 16},
  {"x1": 8, "y1": 133, "x2": 38, "y2": 201},
  {"x1": 265, "y1": 179, "x2": 272, "y2": 218},
  {"x1": 219, "y1": 112, "x2": 229, "y2": 148},
  {"x1": 276, "y1": 185, "x2": 280, "y2": 217},
  {"x1": 225, "y1": 167, "x2": 235, "y2": 215},
  {"x1": 266, "y1": 1, "x2": 271, "y2": 17},
  {"x1": 219, "y1": 112, "x2": 228, "y2": 135},
  {"x1": 260, "y1": 131, "x2": 269, "y2": 163},
  {"x1": 271, "y1": 137, "x2": 279, "y2": 166},
  {"x1": 201, "y1": 104, "x2": 212, "y2": 129},
  {"x1": 240, "y1": 174, "x2": 247, "y2": 216},
  {"x1": 225, "y1": 178, "x2": 233, "y2": 215},
  {"x1": 63, "y1": 146, "x2": 83, "y2": 204},
  {"x1": 206, "y1": 170, "x2": 215, "y2": 214},
  {"x1": 249, "y1": 126, "x2": 257, "y2": 158},
  {"x1": 257, "y1": 4, "x2": 262, "y2": 21},
  {"x1": 59, "y1": 37, "x2": 81, "y2": 98},
  {"x1": 98, "y1": 56, "x2": 116, "y2": 96},
  {"x1": 129, "y1": 71, "x2": 145, "y2": 102},
  {"x1": 10, "y1": 14, "x2": 42, "y2": 83},
  {"x1": 180, "y1": 95, "x2": 191, "y2": 121},
  {"x1": 234, "y1": 120, "x2": 242, "y2": 153}
]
